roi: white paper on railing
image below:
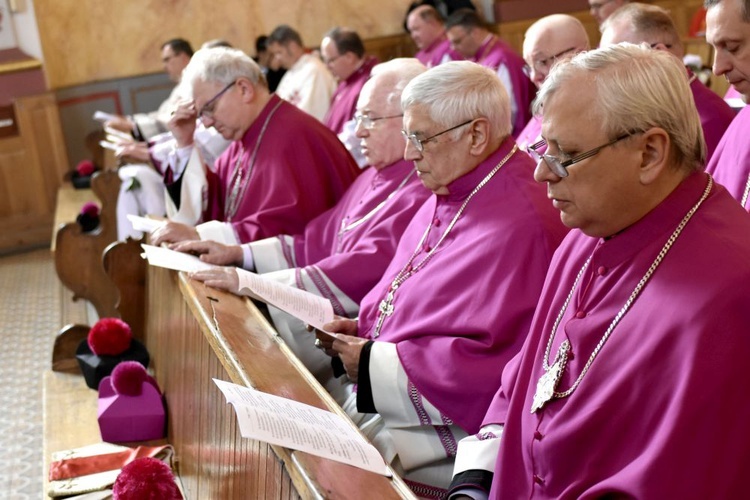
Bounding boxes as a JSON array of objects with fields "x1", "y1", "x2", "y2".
[
  {"x1": 140, "y1": 244, "x2": 215, "y2": 273},
  {"x1": 213, "y1": 379, "x2": 391, "y2": 476},
  {"x1": 235, "y1": 268, "x2": 334, "y2": 331},
  {"x1": 128, "y1": 215, "x2": 165, "y2": 233}
]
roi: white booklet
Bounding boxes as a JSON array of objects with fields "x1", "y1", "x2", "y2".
[
  {"x1": 140, "y1": 244, "x2": 334, "y2": 331},
  {"x1": 128, "y1": 215, "x2": 165, "y2": 233},
  {"x1": 213, "y1": 379, "x2": 390, "y2": 476}
]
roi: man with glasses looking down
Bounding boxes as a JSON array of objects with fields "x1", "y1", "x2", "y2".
[
  {"x1": 447, "y1": 44, "x2": 750, "y2": 499},
  {"x1": 313, "y1": 61, "x2": 567, "y2": 496},
  {"x1": 516, "y1": 14, "x2": 590, "y2": 152},
  {"x1": 704, "y1": 0, "x2": 750, "y2": 209},
  {"x1": 168, "y1": 58, "x2": 432, "y2": 402},
  {"x1": 151, "y1": 47, "x2": 358, "y2": 246}
]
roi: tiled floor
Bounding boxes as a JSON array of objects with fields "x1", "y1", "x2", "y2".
[{"x1": 0, "y1": 248, "x2": 87, "y2": 499}]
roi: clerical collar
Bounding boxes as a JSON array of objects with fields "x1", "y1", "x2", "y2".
[
  {"x1": 587, "y1": 171, "x2": 712, "y2": 268},
  {"x1": 440, "y1": 137, "x2": 517, "y2": 201}
]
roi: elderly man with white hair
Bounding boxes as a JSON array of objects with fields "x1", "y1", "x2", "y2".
[
  {"x1": 447, "y1": 44, "x2": 750, "y2": 499},
  {"x1": 316, "y1": 61, "x2": 567, "y2": 496},
  {"x1": 171, "y1": 59, "x2": 432, "y2": 401},
  {"x1": 150, "y1": 47, "x2": 358, "y2": 246}
]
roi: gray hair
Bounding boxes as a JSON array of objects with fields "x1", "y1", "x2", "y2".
[
  {"x1": 534, "y1": 43, "x2": 705, "y2": 170},
  {"x1": 181, "y1": 47, "x2": 267, "y2": 98},
  {"x1": 602, "y1": 3, "x2": 682, "y2": 49},
  {"x1": 369, "y1": 58, "x2": 427, "y2": 108},
  {"x1": 704, "y1": 0, "x2": 750, "y2": 21},
  {"x1": 401, "y1": 61, "x2": 512, "y2": 140}
]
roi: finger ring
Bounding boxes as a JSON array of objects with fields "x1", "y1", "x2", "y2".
[{"x1": 314, "y1": 338, "x2": 323, "y2": 349}]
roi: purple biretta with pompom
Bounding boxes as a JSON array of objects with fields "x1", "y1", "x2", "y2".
[{"x1": 98, "y1": 361, "x2": 165, "y2": 443}]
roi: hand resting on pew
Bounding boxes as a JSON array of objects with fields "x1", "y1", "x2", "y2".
[
  {"x1": 151, "y1": 221, "x2": 199, "y2": 245},
  {"x1": 170, "y1": 239, "x2": 243, "y2": 267},
  {"x1": 189, "y1": 266, "x2": 240, "y2": 294}
]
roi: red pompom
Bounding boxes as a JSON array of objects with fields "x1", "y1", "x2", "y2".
[
  {"x1": 111, "y1": 361, "x2": 148, "y2": 396},
  {"x1": 113, "y1": 457, "x2": 182, "y2": 500},
  {"x1": 80, "y1": 201, "x2": 100, "y2": 218},
  {"x1": 87, "y1": 318, "x2": 132, "y2": 356},
  {"x1": 76, "y1": 159, "x2": 96, "y2": 177}
]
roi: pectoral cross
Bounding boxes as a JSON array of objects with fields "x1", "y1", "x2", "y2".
[
  {"x1": 373, "y1": 283, "x2": 398, "y2": 338},
  {"x1": 531, "y1": 339, "x2": 570, "y2": 413}
]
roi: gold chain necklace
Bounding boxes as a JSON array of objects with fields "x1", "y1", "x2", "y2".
[
  {"x1": 531, "y1": 175, "x2": 714, "y2": 413},
  {"x1": 372, "y1": 145, "x2": 518, "y2": 338},
  {"x1": 225, "y1": 99, "x2": 283, "y2": 221}
]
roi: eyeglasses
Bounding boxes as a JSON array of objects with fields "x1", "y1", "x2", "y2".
[
  {"x1": 199, "y1": 81, "x2": 236, "y2": 119},
  {"x1": 589, "y1": 0, "x2": 615, "y2": 11},
  {"x1": 324, "y1": 54, "x2": 342, "y2": 65},
  {"x1": 528, "y1": 132, "x2": 635, "y2": 178},
  {"x1": 402, "y1": 119, "x2": 475, "y2": 153},
  {"x1": 354, "y1": 113, "x2": 403, "y2": 130},
  {"x1": 523, "y1": 47, "x2": 578, "y2": 77}
]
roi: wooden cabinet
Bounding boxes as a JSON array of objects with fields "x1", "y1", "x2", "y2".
[{"x1": 0, "y1": 93, "x2": 69, "y2": 253}]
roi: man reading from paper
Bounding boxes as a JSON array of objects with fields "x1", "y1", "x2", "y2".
[
  {"x1": 175, "y1": 59, "x2": 432, "y2": 399},
  {"x1": 150, "y1": 47, "x2": 359, "y2": 246},
  {"x1": 314, "y1": 61, "x2": 568, "y2": 496},
  {"x1": 446, "y1": 44, "x2": 750, "y2": 499}
]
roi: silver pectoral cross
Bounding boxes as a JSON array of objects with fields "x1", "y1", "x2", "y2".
[
  {"x1": 531, "y1": 339, "x2": 571, "y2": 413},
  {"x1": 373, "y1": 285, "x2": 398, "y2": 338}
]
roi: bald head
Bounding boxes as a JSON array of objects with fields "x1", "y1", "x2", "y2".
[
  {"x1": 600, "y1": 3, "x2": 684, "y2": 58},
  {"x1": 523, "y1": 14, "x2": 590, "y2": 87}
]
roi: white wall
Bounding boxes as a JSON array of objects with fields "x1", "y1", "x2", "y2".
[{"x1": 9, "y1": 0, "x2": 43, "y2": 60}]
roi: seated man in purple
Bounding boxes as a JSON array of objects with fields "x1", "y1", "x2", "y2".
[
  {"x1": 407, "y1": 5, "x2": 460, "y2": 67},
  {"x1": 517, "y1": 14, "x2": 590, "y2": 152},
  {"x1": 445, "y1": 8, "x2": 536, "y2": 137},
  {"x1": 171, "y1": 58, "x2": 431, "y2": 398},
  {"x1": 448, "y1": 44, "x2": 750, "y2": 499},
  {"x1": 315, "y1": 61, "x2": 567, "y2": 496},
  {"x1": 321, "y1": 27, "x2": 378, "y2": 166},
  {"x1": 600, "y1": 2, "x2": 735, "y2": 161},
  {"x1": 705, "y1": 0, "x2": 750, "y2": 209},
  {"x1": 321, "y1": 27, "x2": 378, "y2": 136},
  {"x1": 150, "y1": 47, "x2": 359, "y2": 246}
]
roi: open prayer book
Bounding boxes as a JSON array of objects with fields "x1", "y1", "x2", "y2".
[
  {"x1": 140, "y1": 244, "x2": 335, "y2": 331},
  {"x1": 214, "y1": 379, "x2": 391, "y2": 476}
]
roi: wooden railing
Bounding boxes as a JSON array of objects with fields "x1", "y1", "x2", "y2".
[{"x1": 145, "y1": 265, "x2": 416, "y2": 499}]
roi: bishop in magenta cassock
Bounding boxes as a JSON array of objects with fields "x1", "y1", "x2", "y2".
[
  {"x1": 518, "y1": 14, "x2": 590, "y2": 154},
  {"x1": 316, "y1": 61, "x2": 567, "y2": 498},
  {"x1": 320, "y1": 27, "x2": 379, "y2": 136},
  {"x1": 446, "y1": 9, "x2": 536, "y2": 138},
  {"x1": 598, "y1": 2, "x2": 736, "y2": 162},
  {"x1": 704, "y1": 0, "x2": 750, "y2": 210},
  {"x1": 178, "y1": 59, "x2": 431, "y2": 398},
  {"x1": 448, "y1": 45, "x2": 750, "y2": 500},
  {"x1": 150, "y1": 47, "x2": 359, "y2": 247},
  {"x1": 407, "y1": 5, "x2": 461, "y2": 68}
]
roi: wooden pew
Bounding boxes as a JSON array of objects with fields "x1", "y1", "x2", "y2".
[
  {"x1": 146, "y1": 265, "x2": 416, "y2": 499},
  {"x1": 54, "y1": 168, "x2": 121, "y2": 319}
]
